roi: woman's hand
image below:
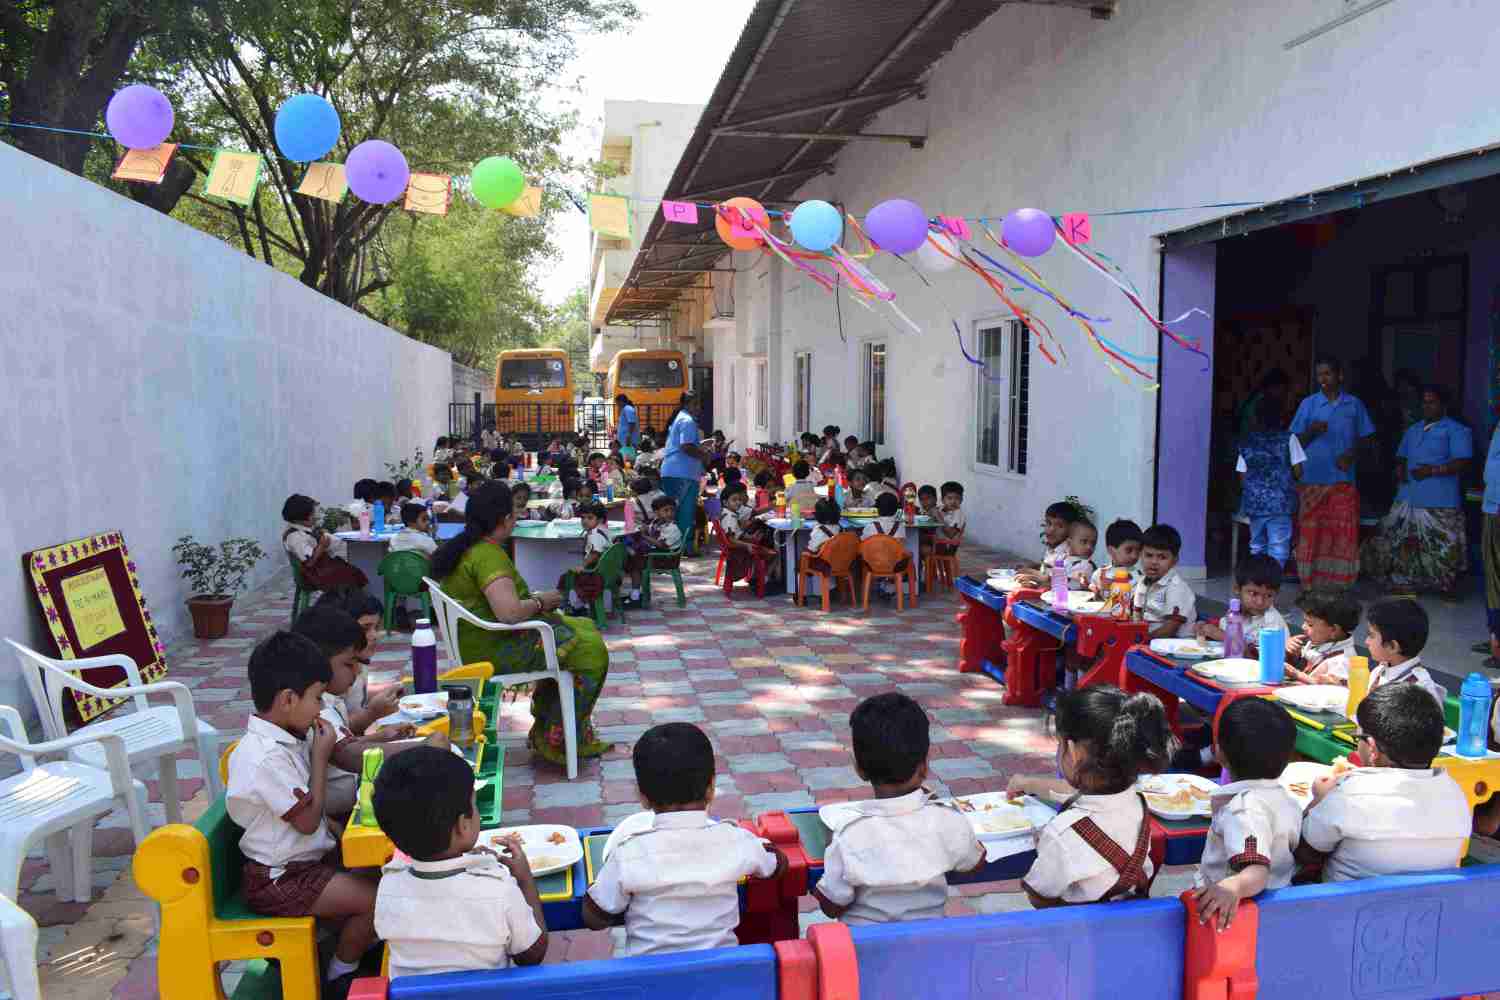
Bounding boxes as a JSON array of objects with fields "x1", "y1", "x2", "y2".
[{"x1": 535, "y1": 591, "x2": 565, "y2": 613}]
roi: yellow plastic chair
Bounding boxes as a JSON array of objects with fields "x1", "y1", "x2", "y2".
[{"x1": 216, "y1": 738, "x2": 238, "y2": 787}]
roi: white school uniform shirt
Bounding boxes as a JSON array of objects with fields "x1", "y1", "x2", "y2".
[
  {"x1": 1301, "y1": 767, "x2": 1471, "y2": 882},
  {"x1": 1062, "y1": 555, "x2": 1095, "y2": 589},
  {"x1": 546, "y1": 498, "x2": 579, "y2": 520},
  {"x1": 645, "y1": 518, "x2": 683, "y2": 551},
  {"x1": 1132, "y1": 568, "x2": 1198, "y2": 638},
  {"x1": 817, "y1": 789, "x2": 983, "y2": 925},
  {"x1": 1040, "y1": 540, "x2": 1070, "y2": 571},
  {"x1": 583, "y1": 525, "x2": 612, "y2": 558},
  {"x1": 282, "y1": 523, "x2": 318, "y2": 562},
  {"x1": 225, "y1": 716, "x2": 336, "y2": 876},
  {"x1": 375, "y1": 854, "x2": 543, "y2": 979},
  {"x1": 861, "y1": 516, "x2": 906, "y2": 540},
  {"x1": 449, "y1": 491, "x2": 470, "y2": 515},
  {"x1": 316, "y1": 694, "x2": 360, "y2": 815},
  {"x1": 387, "y1": 527, "x2": 436, "y2": 556},
  {"x1": 1194, "y1": 780, "x2": 1302, "y2": 891},
  {"x1": 1299, "y1": 635, "x2": 1357, "y2": 680},
  {"x1": 1023, "y1": 789, "x2": 1153, "y2": 904},
  {"x1": 1368, "y1": 656, "x2": 1447, "y2": 707},
  {"x1": 806, "y1": 524, "x2": 840, "y2": 555},
  {"x1": 1089, "y1": 563, "x2": 1144, "y2": 593},
  {"x1": 784, "y1": 480, "x2": 818, "y2": 510},
  {"x1": 587, "y1": 811, "x2": 778, "y2": 956},
  {"x1": 719, "y1": 507, "x2": 748, "y2": 540}
]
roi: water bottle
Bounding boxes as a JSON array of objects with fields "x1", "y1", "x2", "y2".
[
  {"x1": 834, "y1": 483, "x2": 845, "y2": 507},
  {"x1": 1258, "y1": 626, "x2": 1286, "y2": 684},
  {"x1": 606, "y1": 482, "x2": 615, "y2": 502},
  {"x1": 1457, "y1": 672, "x2": 1493, "y2": 758},
  {"x1": 1223, "y1": 599, "x2": 1245, "y2": 659},
  {"x1": 789, "y1": 501, "x2": 802, "y2": 531},
  {"x1": 371, "y1": 501, "x2": 385, "y2": 531},
  {"x1": 358, "y1": 747, "x2": 383, "y2": 827},
  {"x1": 411, "y1": 618, "x2": 438, "y2": 695},
  {"x1": 1050, "y1": 557, "x2": 1068, "y2": 609},
  {"x1": 358, "y1": 506, "x2": 371, "y2": 539},
  {"x1": 445, "y1": 684, "x2": 476, "y2": 749},
  {"x1": 623, "y1": 500, "x2": 636, "y2": 533}
]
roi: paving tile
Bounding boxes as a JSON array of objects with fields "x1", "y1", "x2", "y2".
[
  {"x1": 726, "y1": 752, "x2": 795, "y2": 774},
  {"x1": 799, "y1": 765, "x2": 865, "y2": 790},
  {"x1": 744, "y1": 790, "x2": 816, "y2": 812}
]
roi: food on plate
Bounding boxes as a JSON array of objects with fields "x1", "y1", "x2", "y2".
[
  {"x1": 1287, "y1": 782, "x2": 1310, "y2": 796},
  {"x1": 1144, "y1": 788, "x2": 1198, "y2": 810},
  {"x1": 1331, "y1": 756, "x2": 1352, "y2": 777},
  {"x1": 974, "y1": 813, "x2": 1031, "y2": 834},
  {"x1": 527, "y1": 855, "x2": 561, "y2": 870},
  {"x1": 547, "y1": 831, "x2": 567, "y2": 845}
]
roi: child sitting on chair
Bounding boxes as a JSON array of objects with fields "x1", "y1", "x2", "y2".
[
  {"x1": 624, "y1": 496, "x2": 683, "y2": 606},
  {"x1": 785, "y1": 461, "x2": 819, "y2": 511},
  {"x1": 559, "y1": 502, "x2": 612, "y2": 614},
  {"x1": 389, "y1": 502, "x2": 436, "y2": 556},
  {"x1": 1062, "y1": 519, "x2": 1098, "y2": 590},
  {"x1": 374, "y1": 746, "x2": 548, "y2": 977},
  {"x1": 1194, "y1": 554, "x2": 1287, "y2": 652},
  {"x1": 861, "y1": 491, "x2": 906, "y2": 541},
  {"x1": 1363, "y1": 598, "x2": 1447, "y2": 706},
  {"x1": 719, "y1": 484, "x2": 779, "y2": 585},
  {"x1": 813, "y1": 693, "x2": 984, "y2": 923},
  {"x1": 282, "y1": 494, "x2": 367, "y2": 590},
  {"x1": 1088, "y1": 519, "x2": 1144, "y2": 595},
  {"x1": 546, "y1": 478, "x2": 593, "y2": 521},
  {"x1": 1015, "y1": 500, "x2": 1080, "y2": 588},
  {"x1": 1132, "y1": 524, "x2": 1198, "y2": 640},
  {"x1": 801, "y1": 499, "x2": 844, "y2": 573},
  {"x1": 584, "y1": 723, "x2": 784, "y2": 954},
  {"x1": 1285, "y1": 590, "x2": 1361, "y2": 684}
]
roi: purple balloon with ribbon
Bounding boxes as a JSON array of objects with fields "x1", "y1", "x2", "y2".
[
  {"x1": 864, "y1": 198, "x2": 928, "y2": 255},
  {"x1": 1001, "y1": 208, "x2": 1056, "y2": 257},
  {"x1": 345, "y1": 140, "x2": 410, "y2": 204},
  {"x1": 105, "y1": 85, "x2": 174, "y2": 149}
]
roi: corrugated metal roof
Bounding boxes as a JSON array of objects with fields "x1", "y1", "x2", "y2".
[{"x1": 605, "y1": 0, "x2": 1115, "y2": 324}]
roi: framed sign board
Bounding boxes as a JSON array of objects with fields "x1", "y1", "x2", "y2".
[{"x1": 22, "y1": 531, "x2": 167, "y2": 723}]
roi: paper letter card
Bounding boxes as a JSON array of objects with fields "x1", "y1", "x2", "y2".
[
  {"x1": 204, "y1": 150, "x2": 263, "y2": 206},
  {"x1": 23, "y1": 532, "x2": 168, "y2": 724},
  {"x1": 112, "y1": 144, "x2": 177, "y2": 184},
  {"x1": 1062, "y1": 212, "x2": 1092, "y2": 246},
  {"x1": 298, "y1": 162, "x2": 348, "y2": 203},
  {"x1": 589, "y1": 193, "x2": 632, "y2": 240},
  {"x1": 661, "y1": 200, "x2": 699, "y2": 224},
  {"x1": 404, "y1": 172, "x2": 452, "y2": 216},
  {"x1": 501, "y1": 185, "x2": 543, "y2": 218}
]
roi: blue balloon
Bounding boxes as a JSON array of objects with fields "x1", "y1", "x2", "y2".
[
  {"x1": 274, "y1": 94, "x2": 341, "y2": 162},
  {"x1": 789, "y1": 200, "x2": 843, "y2": 252}
]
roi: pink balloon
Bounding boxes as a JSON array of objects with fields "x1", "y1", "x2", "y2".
[
  {"x1": 864, "y1": 199, "x2": 928, "y2": 255},
  {"x1": 345, "y1": 140, "x2": 410, "y2": 204},
  {"x1": 1001, "y1": 208, "x2": 1056, "y2": 257},
  {"x1": 105, "y1": 85, "x2": 174, "y2": 150}
]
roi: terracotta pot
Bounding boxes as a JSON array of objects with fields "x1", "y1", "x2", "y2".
[{"x1": 187, "y1": 596, "x2": 234, "y2": 639}]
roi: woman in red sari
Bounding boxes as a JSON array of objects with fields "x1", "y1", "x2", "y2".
[{"x1": 1288, "y1": 359, "x2": 1377, "y2": 589}]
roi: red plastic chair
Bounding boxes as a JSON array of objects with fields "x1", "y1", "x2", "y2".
[{"x1": 711, "y1": 520, "x2": 768, "y2": 598}]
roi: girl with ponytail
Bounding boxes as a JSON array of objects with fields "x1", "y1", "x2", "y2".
[{"x1": 1008, "y1": 686, "x2": 1177, "y2": 907}]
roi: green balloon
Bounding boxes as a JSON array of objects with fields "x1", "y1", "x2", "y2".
[{"x1": 471, "y1": 156, "x2": 525, "y2": 209}]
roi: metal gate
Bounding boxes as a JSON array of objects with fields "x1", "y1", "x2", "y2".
[{"x1": 448, "y1": 402, "x2": 682, "y2": 452}]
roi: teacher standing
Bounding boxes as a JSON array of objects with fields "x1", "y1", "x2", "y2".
[
  {"x1": 660, "y1": 389, "x2": 705, "y2": 557},
  {"x1": 1290, "y1": 357, "x2": 1376, "y2": 590},
  {"x1": 615, "y1": 393, "x2": 638, "y2": 451}
]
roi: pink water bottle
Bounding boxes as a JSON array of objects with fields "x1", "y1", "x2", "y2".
[
  {"x1": 623, "y1": 500, "x2": 637, "y2": 533},
  {"x1": 358, "y1": 507, "x2": 372, "y2": 539},
  {"x1": 1051, "y1": 557, "x2": 1068, "y2": 609}
]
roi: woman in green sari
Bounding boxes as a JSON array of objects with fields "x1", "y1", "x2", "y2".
[{"x1": 430, "y1": 480, "x2": 611, "y2": 766}]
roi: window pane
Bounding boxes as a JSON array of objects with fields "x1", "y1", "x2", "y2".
[
  {"x1": 1009, "y1": 323, "x2": 1030, "y2": 475},
  {"x1": 619, "y1": 357, "x2": 684, "y2": 389},
  {"x1": 500, "y1": 357, "x2": 567, "y2": 388},
  {"x1": 755, "y1": 360, "x2": 768, "y2": 428},
  {"x1": 794, "y1": 354, "x2": 812, "y2": 433},
  {"x1": 865, "y1": 343, "x2": 886, "y2": 445},
  {"x1": 975, "y1": 327, "x2": 1003, "y2": 467}
]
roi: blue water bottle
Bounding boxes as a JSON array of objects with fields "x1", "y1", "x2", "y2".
[
  {"x1": 606, "y1": 482, "x2": 615, "y2": 502},
  {"x1": 371, "y1": 500, "x2": 385, "y2": 532},
  {"x1": 1457, "y1": 672, "x2": 1493, "y2": 758},
  {"x1": 1258, "y1": 627, "x2": 1286, "y2": 684}
]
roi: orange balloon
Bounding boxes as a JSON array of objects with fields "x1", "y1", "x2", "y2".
[{"x1": 715, "y1": 197, "x2": 770, "y2": 251}]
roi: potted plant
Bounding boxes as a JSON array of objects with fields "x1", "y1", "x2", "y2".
[{"x1": 172, "y1": 535, "x2": 267, "y2": 639}]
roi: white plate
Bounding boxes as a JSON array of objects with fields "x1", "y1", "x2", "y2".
[
  {"x1": 986, "y1": 568, "x2": 1016, "y2": 579},
  {"x1": 1273, "y1": 685, "x2": 1349, "y2": 715},
  {"x1": 398, "y1": 691, "x2": 448, "y2": 720},
  {"x1": 1189, "y1": 658, "x2": 1264, "y2": 684},
  {"x1": 1278, "y1": 761, "x2": 1332, "y2": 809},
  {"x1": 946, "y1": 793, "x2": 1056, "y2": 838},
  {"x1": 601, "y1": 810, "x2": 655, "y2": 862},
  {"x1": 476, "y1": 824, "x2": 583, "y2": 876},
  {"x1": 1150, "y1": 638, "x2": 1225, "y2": 660},
  {"x1": 1136, "y1": 773, "x2": 1219, "y2": 819}
]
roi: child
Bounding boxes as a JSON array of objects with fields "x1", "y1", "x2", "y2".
[
  {"x1": 282, "y1": 494, "x2": 367, "y2": 589},
  {"x1": 547, "y1": 478, "x2": 592, "y2": 521},
  {"x1": 785, "y1": 461, "x2": 819, "y2": 510},
  {"x1": 625, "y1": 496, "x2": 683, "y2": 604},
  {"x1": 719, "y1": 485, "x2": 779, "y2": 584},
  {"x1": 877, "y1": 459, "x2": 901, "y2": 494},
  {"x1": 813, "y1": 693, "x2": 984, "y2": 923},
  {"x1": 602, "y1": 455, "x2": 627, "y2": 491},
  {"x1": 801, "y1": 499, "x2": 844, "y2": 573},
  {"x1": 819, "y1": 426, "x2": 843, "y2": 465},
  {"x1": 389, "y1": 502, "x2": 436, "y2": 556},
  {"x1": 559, "y1": 502, "x2": 612, "y2": 611},
  {"x1": 1190, "y1": 699, "x2": 1302, "y2": 929},
  {"x1": 1194, "y1": 554, "x2": 1287, "y2": 649},
  {"x1": 1008, "y1": 686, "x2": 1175, "y2": 906},
  {"x1": 1063, "y1": 519, "x2": 1098, "y2": 590},
  {"x1": 375, "y1": 482, "x2": 400, "y2": 524},
  {"x1": 918, "y1": 485, "x2": 941, "y2": 521},
  {"x1": 935, "y1": 482, "x2": 965, "y2": 556},
  {"x1": 1089, "y1": 519, "x2": 1144, "y2": 595},
  {"x1": 1132, "y1": 524, "x2": 1197, "y2": 639},
  {"x1": 448, "y1": 471, "x2": 485, "y2": 516},
  {"x1": 584, "y1": 723, "x2": 784, "y2": 954},
  {"x1": 846, "y1": 467, "x2": 877, "y2": 507},
  {"x1": 1299, "y1": 684, "x2": 1471, "y2": 881},
  {"x1": 433, "y1": 436, "x2": 453, "y2": 463},
  {"x1": 1016, "y1": 501, "x2": 1079, "y2": 588},
  {"x1": 1237, "y1": 393, "x2": 1305, "y2": 566},
  {"x1": 510, "y1": 481, "x2": 535, "y2": 521},
  {"x1": 312, "y1": 587, "x2": 394, "y2": 718},
  {"x1": 629, "y1": 476, "x2": 663, "y2": 523},
  {"x1": 1363, "y1": 598, "x2": 1446, "y2": 705},
  {"x1": 226, "y1": 632, "x2": 377, "y2": 991},
  {"x1": 862, "y1": 491, "x2": 906, "y2": 540},
  {"x1": 843, "y1": 434, "x2": 861, "y2": 459},
  {"x1": 1285, "y1": 590, "x2": 1361, "y2": 684},
  {"x1": 374, "y1": 746, "x2": 547, "y2": 977}
]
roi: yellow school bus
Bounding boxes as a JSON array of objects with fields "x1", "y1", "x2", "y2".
[
  {"x1": 604, "y1": 349, "x2": 687, "y2": 439},
  {"x1": 493, "y1": 349, "x2": 573, "y2": 442}
]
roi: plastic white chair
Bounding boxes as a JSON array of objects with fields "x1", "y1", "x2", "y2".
[
  {"x1": 423, "y1": 576, "x2": 578, "y2": 779},
  {"x1": 0, "y1": 891, "x2": 41, "y2": 1000},
  {"x1": 6, "y1": 640, "x2": 222, "y2": 825},
  {"x1": 0, "y1": 704, "x2": 147, "y2": 906}
]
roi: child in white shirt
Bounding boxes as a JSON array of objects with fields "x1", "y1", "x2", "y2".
[
  {"x1": 388, "y1": 502, "x2": 437, "y2": 556},
  {"x1": 1132, "y1": 523, "x2": 1198, "y2": 640},
  {"x1": 784, "y1": 460, "x2": 819, "y2": 511},
  {"x1": 547, "y1": 478, "x2": 593, "y2": 521},
  {"x1": 814, "y1": 693, "x2": 984, "y2": 923},
  {"x1": 510, "y1": 482, "x2": 536, "y2": 521},
  {"x1": 861, "y1": 492, "x2": 907, "y2": 541},
  {"x1": 1008, "y1": 685, "x2": 1174, "y2": 906},
  {"x1": 1191, "y1": 699, "x2": 1303, "y2": 929},
  {"x1": 630, "y1": 477, "x2": 664, "y2": 525},
  {"x1": 719, "y1": 485, "x2": 779, "y2": 584},
  {"x1": 1300, "y1": 684, "x2": 1471, "y2": 882},
  {"x1": 1363, "y1": 598, "x2": 1447, "y2": 706},
  {"x1": 374, "y1": 746, "x2": 547, "y2": 977},
  {"x1": 559, "y1": 503, "x2": 612, "y2": 612},
  {"x1": 585, "y1": 723, "x2": 784, "y2": 954},
  {"x1": 1016, "y1": 500, "x2": 1080, "y2": 589},
  {"x1": 934, "y1": 481, "x2": 966, "y2": 556},
  {"x1": 804, "y1": 500, "x2": 843, "y2": 558},
  {"x1": 1088, "y1": 519, "x2": 1144, "y2": 595},
  {"x1": 1062, "y1": 519, "x2": 1098, "y2": 590},
  {"x1": 1194, "y1": 555, "x2": 1288, "y2": 652},
  {"x1": 1285, "y1": 590, "x2": 1361, "y2": 684},
  {"x1": 624, "y1": 496, "x2": 684, "y2": 604}
]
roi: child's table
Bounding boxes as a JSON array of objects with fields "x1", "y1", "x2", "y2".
[
  {"x1": 1122, "y1": 646, "x2": 1277, "y2": 738},
  {"x1": 764, "y1": 515, "x2": 939, "y2": 602},
  {"x1": 954, "y1": 575, "x2": 1010, "y2": 688},
  {"x1": 509, "y1": 521, "x2": 628, "y2": 593}
]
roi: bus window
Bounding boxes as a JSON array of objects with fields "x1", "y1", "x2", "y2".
[
  {"x1": 619, "y1": 356, "x2": 684, "y2": 389},
  {"x1": 500, "y1": 357, "x2": 567, "y2": 389}
]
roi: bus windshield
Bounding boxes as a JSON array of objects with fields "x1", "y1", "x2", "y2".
[
  {"x1": 619, "y1": 357, "x2": 684, "y2": 389},
  {"x1": 500, "y1": 358, "x2": 566, "y2": 389}
]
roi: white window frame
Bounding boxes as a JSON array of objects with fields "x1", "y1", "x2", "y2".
[
  {"x1": 726, "y1": 361, "x2": 736, "y2": 423},
  {"x1": 861, "y1": 340, "x2": 887, "y2": 446},
  {"x1": 793, "y1": 352, "x2": 812, "y2": 434},
  {"x1": 971, "y1": 318, "x2": 1029, "y2": 479},
  {"x1": 754, "y1": 359, "x2": 769, "y2": 432}
]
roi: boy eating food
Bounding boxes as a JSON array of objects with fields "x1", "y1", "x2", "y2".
[{"x1": 1132, "y1": 523, "x2": 1198, "y2": 639}]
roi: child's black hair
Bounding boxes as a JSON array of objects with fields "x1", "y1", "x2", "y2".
[
  {"x1": 940, "y1": 481, "x2": 964, "y2": 498},
  {"x1": 823, "y1": 424, "x2": 841, "y2": 438},
  {"x1": 435, "y1": 436, "x2": 449, "y2": 449},
  {"x1": 1053, "y1": 685, "x2": 1176, "y2": 793},
  {"x1": 918, "y1": 484, "x2": 938, "y2": 501},
  {"x1": 291, "y1": 606, "x2": 367, "y2": 656},
  {"x1": 1045, "y1": 500, "x2": 1081, "y2": 523},
  {"x1": 878, "y1": 458, "x2": 898, "y2": 482},
  {"x1": 578, "y1": 501, "x2": 608, "y2": 522},
  {"x1": 726, "y1": 451, "x2": 741, "y2": 462},
  {"x1": 850, "y1": 692, "x2": 930, "y2": 786},
  {"x1": 632, "y1": 722, "x2": 715, "y2": 808},
  {"x1": 375, "y1": 482, "x2": 397, "y2": 502},
  {"x1": 849, "y1": 466, "x2": 870, "y2": 483},
  {"x1": 353, "y1": 478, "x2": 378, "y2": 502},
  {"x1": 400, "y1": 501, "x2": 425, "y2": 527},
  {"x1": 1365, "y1": 597, "x2": 1429, "y2": 658},
  {"x1": 875, "y1": 492, "x2": 900, "y2": 517},
  {"x1": 587, "y1": 452, "x2": 606, "y2": 464},
  {"x1": 1356, "y1": 683, "x2": 1446, "y2": 767},
  {"x1": 722, "y1": 468, "x2": 744, "y2": 488},
  {"x1": 1236, "y1": 553, "x2": 1283, "y2": 591},
  {"x1": 1072, "y1": 518, "x2": 1097, "y2": 538},
  {"x1": 281, "y1": 494, "x2": 316, "y2": 523},
  {"x1": 510, "y1": 481, "x2": 532, "y2": 501},
  {"x1": 1295, "y1": 590, "x2": 1362, "y2": 636},
  {"x1": 630, "y1": 477, "x2": 654, "y2": 495},
  {"x1": 1217, "y1": 698, "x2": 1296, "y2": 781},
  {"x1": 396, "y1": 478, "x2": 413, "y2": 499},
  {"x1": 844, "y1": 434, "x2": 860, "y2": 448},
  {"x1": 373, "y1": 745, "x2": 476, "y2": 861},
  {"x1": 814, "y1": 498, "x2": 841, "y2": 525},
  {"x1": 1140, "y1": 523, "x2": 1182, "y2": 557},
  {"x1": 248, "y1": 631, "x2": 332, "y2": 712},
  {"x1": 1104, "y1": 519, "x2": 1144, "y2": 549},
  {"x1": 753, "y1": 470, "x2": 774, "y2": 488},
  {"x1": 792, "y1": 460, "x2": 811, "y2": 479},
  {"x1": 650, "y1": 495, "x2": 677, "y2": 513},
  {"x1": 722, "y1": 483, "x2": 749, "y2": 503},
  {"x1": 314, "y1": 585, "x2": 384, "y2": 620}
]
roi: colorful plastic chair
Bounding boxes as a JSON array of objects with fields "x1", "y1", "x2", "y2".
[
  {"x1": 377, "y1": 550, "x2": 434, "y2": 633},
  {"x1": 588, "y1": 543, "x2": 628, "y2": 629},
  {"x1": 859, "y1": 534, "x2": 917, "y2": 611},
  {"x1": 287, "y1": 551, "x2": 318, "y2": 623},
  {"x1": 797, "y1": 532, "x2": 860, "y2": 611},
  {"x1": 925, "y1": 549, "x2": 960, "y2": 592},
  {"x1": 642, "y1": 545, "x2": 687, "y2": 608},
  {"x1": 711, "y1": 520, "x2": 767, "y2": 598}
]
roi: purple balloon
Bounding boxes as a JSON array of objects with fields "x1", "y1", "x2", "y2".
[
  {"x1": 864, "y1": 199, "x2": 929, "y2": 255},
  {"x1": 1001, "y1": 208, "x2": 1056, "y2": 257},
  {"x1": 345, "y1": 140, "x2": 410, "y2": 204},
  {"x1": 105, "y1": 85, "x2": 174, "y2": 150}
]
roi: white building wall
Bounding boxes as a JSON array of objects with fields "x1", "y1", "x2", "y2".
[
  {"x1": 721, "y1": 0, "x2": 1500, "y2": 561},
  {"x1": 0, "y1": 143, "x2": 450, "y2": 723}
]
